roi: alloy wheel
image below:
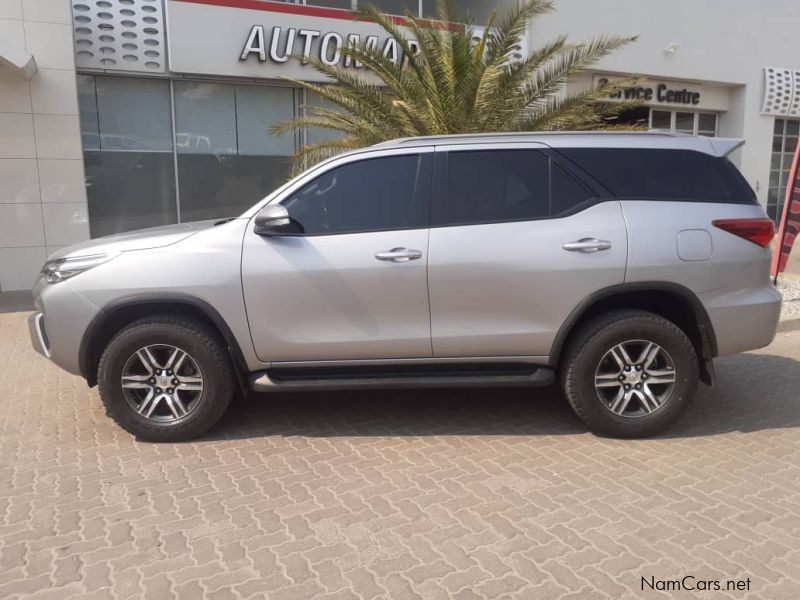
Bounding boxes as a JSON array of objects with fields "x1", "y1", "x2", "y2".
[
  {"x1": 120, "y1": 344, "x2": 204, "y2": 422},
  {"x1": 594, "y1": 339, "x2": 676, "y2": 418}
]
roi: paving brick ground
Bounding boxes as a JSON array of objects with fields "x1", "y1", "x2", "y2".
[{"x1": 1, "y1": 311, "x2": 799, "y2": 599}]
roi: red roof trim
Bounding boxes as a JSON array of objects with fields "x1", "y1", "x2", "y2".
[{"x1": 170, "y1": 0, "x2": 407, "y2": 25}]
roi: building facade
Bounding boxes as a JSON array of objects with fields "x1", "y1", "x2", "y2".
[{"x1": 1, "y1": 0, "x2": 799, "y2": 290}]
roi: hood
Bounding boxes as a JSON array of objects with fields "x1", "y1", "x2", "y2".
[{"x1": 48, "y1": 220, "x2": 220, "y2": 261}]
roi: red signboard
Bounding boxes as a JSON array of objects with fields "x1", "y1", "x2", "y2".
[{"x1": 772, "y1": 139, "x2": 800, "y2": 278}]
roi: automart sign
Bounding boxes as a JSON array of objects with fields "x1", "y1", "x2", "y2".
[
  {"x1": 167, "y1": 0, "x2": 416, "y2": 81},
  {"x1": 239, "y1": 24, "x2": 419, "y2": 68}
]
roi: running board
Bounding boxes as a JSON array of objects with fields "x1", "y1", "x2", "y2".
[{"x1": 249, "y1": 364, "x2": 555, "y2": 393}]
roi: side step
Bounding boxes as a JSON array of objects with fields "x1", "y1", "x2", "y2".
[{"x1": 249, "y1": 364, "x2": 555, "y2": 393}]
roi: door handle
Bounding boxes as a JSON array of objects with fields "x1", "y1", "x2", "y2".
[
  {"x1": 375, "y1": 247, "x2": 423, "y2": 263},
  {"x1": 562, "y1": 238, "x2": 612, "y2": 253}
]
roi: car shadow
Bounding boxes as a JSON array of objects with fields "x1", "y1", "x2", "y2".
[{"x1": 199, "y1": 352, "x2": 800, "y2": 442}]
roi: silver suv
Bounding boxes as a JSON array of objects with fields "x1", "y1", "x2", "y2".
[{"x1": 29, "y1": 133, "x2": 782, "y2": 441}]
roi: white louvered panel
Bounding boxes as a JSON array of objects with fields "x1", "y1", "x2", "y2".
[
  {"x1": 762, "y1": 66, "x2": 800, "y2": 117},
  {"x1": 72, "y1": 0, "x2": 166, "y2": 73}
]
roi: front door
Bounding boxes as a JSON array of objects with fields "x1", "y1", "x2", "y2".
[
  {"x1": 427, "y1": 145, "x2": 628, "y2": 358},
  {"x1": 242, "y1": 150, "x2": 433, "y2": 363}
]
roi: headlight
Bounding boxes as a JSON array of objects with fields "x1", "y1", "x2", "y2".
[{"x1": 41, "y1": 253, "x2": 118, "y2": 284}]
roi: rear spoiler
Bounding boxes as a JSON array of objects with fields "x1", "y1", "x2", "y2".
[{"x1": 709, "y1": 138, "x2": 745, "y2": 157}]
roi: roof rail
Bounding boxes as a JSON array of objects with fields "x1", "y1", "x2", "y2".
[{"x1": 371, "y1": 130, "x2": 688, "y2": 148}]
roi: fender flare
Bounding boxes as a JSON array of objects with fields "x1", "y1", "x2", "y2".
[
  {"x1": 548, "y1": 281, "x2": 718, "y2": 367},
  {"x1": 78, "y1": 293, "x2": 250, "y2": 387}
]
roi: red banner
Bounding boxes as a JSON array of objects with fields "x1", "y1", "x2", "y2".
[{"x1": 772, "y1": 139, "x2": 800, "y2": 277}]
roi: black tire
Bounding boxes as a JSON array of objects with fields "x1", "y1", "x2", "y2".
[
  {"x1": 97, "y1": 315, "x2": 235, "y2": 442},
  {"x1": 561, "y1": 309, "x2": 698, "y2": 438}
]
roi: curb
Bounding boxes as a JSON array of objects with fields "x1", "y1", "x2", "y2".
[{"x1": 777, "y1": 317, "x2": 800, "y2": 333}]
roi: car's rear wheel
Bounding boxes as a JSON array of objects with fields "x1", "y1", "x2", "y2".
[
  {"x1": 561, "y1": 310, "x2": 699, "y2": 438},
  {"x1": 97, "y1": 315, "x2": 235, "y2": 442}
]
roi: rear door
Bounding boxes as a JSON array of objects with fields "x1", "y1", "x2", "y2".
[{"x1": 427, "y1": 144, "x2": 628, "y2": 358}]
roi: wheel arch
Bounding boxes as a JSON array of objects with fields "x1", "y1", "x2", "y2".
[
  {"x1": 79, "y1": 293, "x2": 249, "y2": 389},
  {"x1": 549, "y1": 282, "x2": 718, "y2": 386}
]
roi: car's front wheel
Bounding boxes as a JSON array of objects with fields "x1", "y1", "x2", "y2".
[
  {"x1": 97, "y1": 315, "x2": 235, "y2": 441},
  {"x1": 561, "y1": 309, "x2": 699, "y2": 438}
]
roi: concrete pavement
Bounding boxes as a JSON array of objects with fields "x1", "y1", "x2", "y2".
[{"x1": 0, "y1": 311, "x2": 799, "y2": 599}]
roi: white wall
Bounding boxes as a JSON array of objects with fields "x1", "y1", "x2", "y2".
[
  {"x1": 0, "y1": 0, "x2": 88, "y2": 291},
  {"x1": 529, "y1": 0, "x2": 800, "y2": 204}
]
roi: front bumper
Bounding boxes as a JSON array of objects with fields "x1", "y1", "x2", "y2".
[
  {"x1": 28, "y1": 312, "x2": 51, "y2": 358},
  {"x1": 30, "y1": 278, "x2": 100, "y2": 376}
]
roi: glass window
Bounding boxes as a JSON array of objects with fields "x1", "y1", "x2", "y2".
[
  {"x1": 77, "y1": 75, "x2": 177, "y2": 238},
  {"x1": 306, "y1": 0, "x2": 352, "y2": 8},
  {"x1": 551, "y1": 163, "x2": 594, "y2": 216},
  {"x1": 236, "y1": 85, "x2": 296, "y2": 156},
  {"x1": 283, "y1": 155, "x2": 420, "y2": 234},
  {"x1": 651, "y1": 110, "x2": 671, "y2": 130},
  {"x1": 95, "y1": 76, "x2": 173, "y2": 152},
  {"x1": 649, "y1": 109, "x2": 717, "y2": 137},
  {"x1": 697, "y1": 113, "x2": 717, "y2": 136},
  {"x1": 77, "y1": 75, "x2": 99, "y2": 151},
  {"x1": 365, "y1": 0, "x2": 419, "y2": 17},
  {"x1": 446, "y1": 150, "x2": 549, "y2": 225},
  {"x1": 559, "y1": 148, "x2": 757, "y2": 205},
  {"x1": 175, "y1": 82, "x2": 296, "y2": 223},
  {"x1": 174, "y1": 82, "x2": 237, "y2": 155},
  {"x1": 674, "y1": 112, "x2": 694, "y2": 133},
  {"x1": 305, "y1": 91, "x2": 345, "y2": 147},
  {"x1": 768, "y1": 118, "x2": 800, "y2": 223},
  {"x1": 424, "y1": 0, "x2": 510, "y2": 22}
]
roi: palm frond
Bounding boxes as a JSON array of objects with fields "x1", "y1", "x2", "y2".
[{"x1": 272, "y1": 0, "x2": 641, "y2": 171}]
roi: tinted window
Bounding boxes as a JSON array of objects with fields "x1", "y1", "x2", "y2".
[
  {"x1": 447, "y1": 150, "x2": 550, "y2": 225},
  {"x1": 283, "y1": 155, "x2": 420, "y2": 235},
  {"x1": 551, "y1": 163, "x2": 594, "y2": 216},
  {"x1": 559, "y1": 148, "x2": 757, "y2": 204}
]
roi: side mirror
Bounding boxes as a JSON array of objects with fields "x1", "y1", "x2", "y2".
[{"x1": 253, "y1": 205, "x2": 303, "y2": 236}]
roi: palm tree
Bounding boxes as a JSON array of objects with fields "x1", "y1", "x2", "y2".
[{"x1": 273, "y1": 0, "x2": 640, "y2": 170}]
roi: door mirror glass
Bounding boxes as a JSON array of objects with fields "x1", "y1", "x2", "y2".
[{"x1": 253, "y1": 204, "x2": 303, "y2": 236}]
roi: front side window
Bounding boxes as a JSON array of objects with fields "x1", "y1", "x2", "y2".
[
  {"x1": 445, "y1": 149, "x2": 550, "y2": 225},
  {"x1": 283, "y1": 155, "x2": 421, "y2": 235}
]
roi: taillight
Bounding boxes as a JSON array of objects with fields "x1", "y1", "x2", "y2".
[{"x1": 712, "y1": 218, "x2": 775, "y2": 248}]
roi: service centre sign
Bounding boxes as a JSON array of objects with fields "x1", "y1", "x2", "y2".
[
  {"x1": 597, "y1": 77, "x2": 701, "y2": 105},
  {"x1": 590, "y1": 74, "x2": 731, "y2": 112},
  {"x1": 167, "y1": 0, "x2": 417, "y2": 81}
]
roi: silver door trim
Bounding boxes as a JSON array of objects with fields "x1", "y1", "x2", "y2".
[{"x1": 270, "y1": 355, "x2": 551, "y2": 368}]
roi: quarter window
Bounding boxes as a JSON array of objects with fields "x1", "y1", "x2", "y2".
[
  {"x1": 283, "y1": 155, "x2": 422, "y2": 235},
  {"x1": 559, "y1": 148, "x2": 757, "y2": 205}
]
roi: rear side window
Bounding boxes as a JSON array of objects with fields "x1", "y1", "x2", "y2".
[
  {"x1": 445, "y1": 149, "x2": 594, "y2": 226},
  {"x1": 558, "y1": 148, "x2": 757, "y2": 205},
  {"x1": 447, "y1": 149, "x2": 549, "y2": 225},
  {"x1": 551, "y1": 163, "x2": 595, "y2": 216}
]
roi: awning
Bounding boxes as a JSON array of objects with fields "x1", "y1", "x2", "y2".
[{"x1": 0, "y1": 35, "x2": 37, "y2": 79}]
